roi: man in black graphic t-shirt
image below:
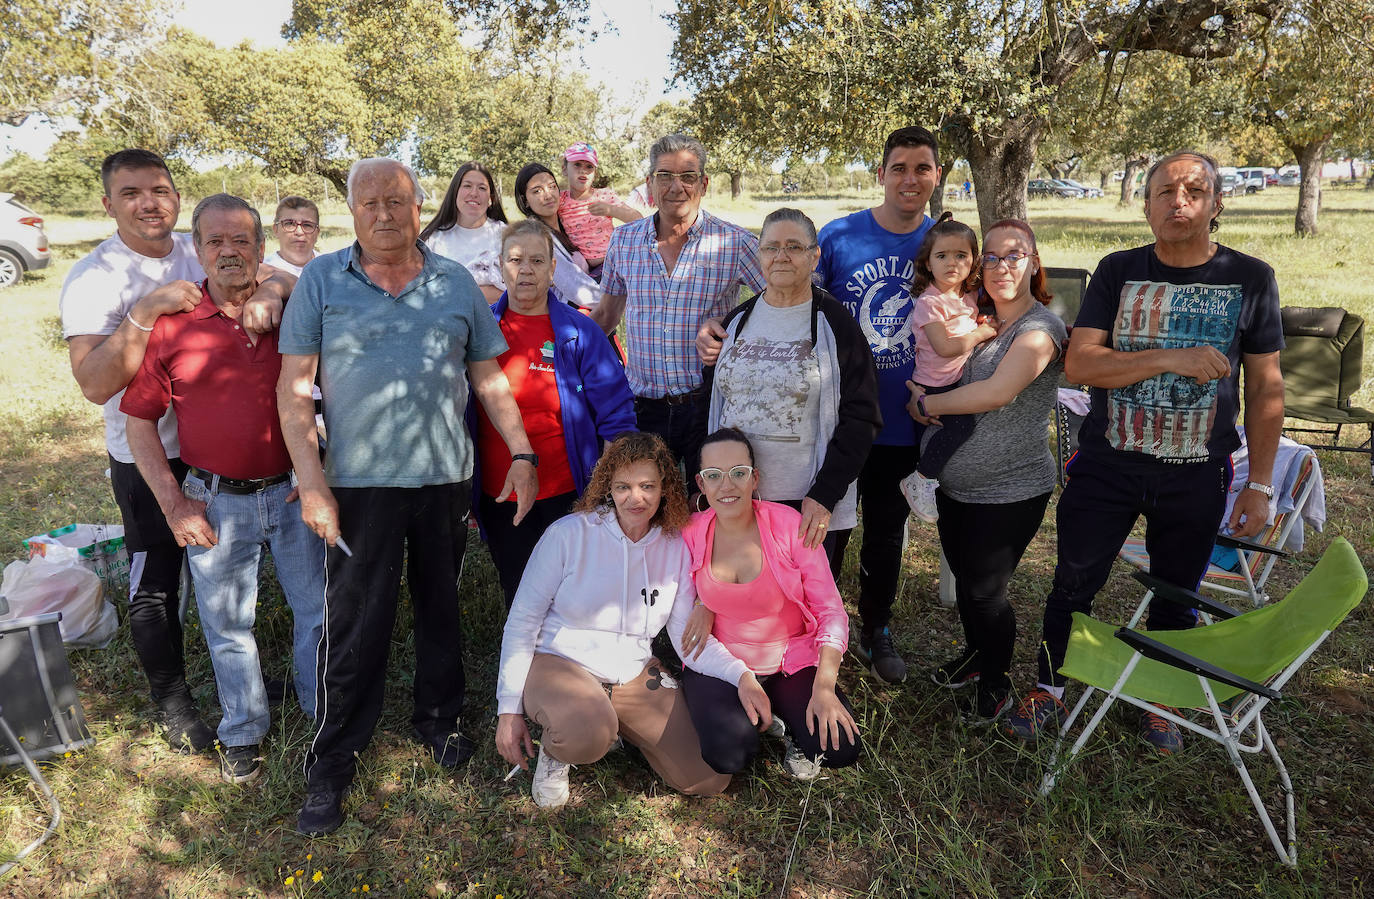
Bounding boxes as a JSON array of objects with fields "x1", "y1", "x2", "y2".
[{"x1": 1005, "y1": 151, "x2": 1286, "y2": 751}]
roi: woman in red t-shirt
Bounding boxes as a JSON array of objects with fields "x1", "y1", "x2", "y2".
[{"x1": 473, "y1": 219, "x2": 637, "y2": 606}]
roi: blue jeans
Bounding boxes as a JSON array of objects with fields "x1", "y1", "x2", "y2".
[{"x1": 183, "y1": 473, "x2": 325, "y2": 746}]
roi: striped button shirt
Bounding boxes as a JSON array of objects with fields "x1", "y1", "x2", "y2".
[{"x1": 602, "y1": 210, "x2": 765, "y2": 397}]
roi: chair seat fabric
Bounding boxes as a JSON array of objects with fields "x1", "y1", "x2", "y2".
[{"x1": 1061, "y1": 539, "x2": 1367, "y2": 709}]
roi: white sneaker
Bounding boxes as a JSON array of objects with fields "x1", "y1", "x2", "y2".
[
  {"x1": 531, "y1": 744, "x2": 571, "y2": 809},
  {"x1": 902, "y1": 473, "x2": 940, "y2": 523},
  {"x1": 781, "y1": 738, "x2": 822, "y2": 781}
]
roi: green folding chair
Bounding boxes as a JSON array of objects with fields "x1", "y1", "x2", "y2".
[{"x1": 1039, "y1": 538, "x2": 1368, "y2": 867}]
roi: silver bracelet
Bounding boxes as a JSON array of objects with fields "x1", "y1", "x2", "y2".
[{"x1": 125, "y1": 311, "x2": 154, "y2": 332}]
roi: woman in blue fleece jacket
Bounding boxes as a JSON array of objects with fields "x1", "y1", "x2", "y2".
[{"x1": 470, "y1": 219, "x2": 637, "y2": 605}]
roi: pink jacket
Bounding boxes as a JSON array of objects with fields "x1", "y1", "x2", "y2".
[{"x1": 679, "y1": 501, "x2": 848, "y2": 682}]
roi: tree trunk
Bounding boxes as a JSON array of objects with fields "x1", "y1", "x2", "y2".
[
  {"x1": 1118, "y1": 157, "x2": 1147, "y2": 206},
  {"x1": 929, "y1": 163, "x2": 950, "y2": 220},
  {"x1": 1099, "y1": 170, "x2": 1111, "y2": 192},
  {"x1": 966, "y1": 119, "x2": 1042, "y2": 233},
  {"x1": 319, "y1": 164, "x2": 349, "y2": 198},
  {"x1": 1292, "y1": 138, "x2": 1329, "y2": 236},
  {"x1": 730, "y1": 171, "x2": 742, "y2": 200}
]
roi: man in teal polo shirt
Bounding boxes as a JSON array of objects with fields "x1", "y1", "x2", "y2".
[{"x1": 278, "y1": 158, "x2": 538, "y2": 836}]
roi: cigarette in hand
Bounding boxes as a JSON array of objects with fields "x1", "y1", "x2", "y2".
[
  {"x1": 334, "y1": 536, "x2": 353, "y2": 557},
  {"x1": 504, "y1": 764, "x2": 523, "y2": 782}
]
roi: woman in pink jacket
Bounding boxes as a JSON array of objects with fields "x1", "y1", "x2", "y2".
[{"x1": 673, "y1": 427, "x2": 861, "y2": 780}]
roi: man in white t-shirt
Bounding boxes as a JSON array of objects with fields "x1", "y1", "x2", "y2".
[
  {"x1": 264, "y1": 195, "x2": 322, "y2": 277},
  {"x1": 59, "y1": 148, "x2": 293, "y2": 753}
]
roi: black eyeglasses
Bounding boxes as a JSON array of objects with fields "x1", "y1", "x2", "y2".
[{"x1": 981, "y1": 251, "x2": 1035, "y2": 269}]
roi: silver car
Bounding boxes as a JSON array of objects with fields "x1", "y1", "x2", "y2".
[{"x1": 0, "y1": 193, "x2": 50, "y2": 288}]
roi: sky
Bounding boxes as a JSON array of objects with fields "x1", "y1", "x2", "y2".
[
  {"x1": 167, "y1": 0, "x2": 682, "y2": 113},
  {"x1": 0, "y1": 0, "x2": 682, "y2": 160}
]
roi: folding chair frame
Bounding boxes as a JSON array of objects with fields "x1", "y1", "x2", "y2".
[
  {"x1": 1119, "y1": 451, "x2": 1319, "y2": 609},
  {"x1": 1040, "y1": 625, "x2": 1334, "y2": 867}
]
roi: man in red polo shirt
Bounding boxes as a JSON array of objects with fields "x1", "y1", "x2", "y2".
[{"x1": 122, "y1": 194, "x2": 325, "y2": 785}]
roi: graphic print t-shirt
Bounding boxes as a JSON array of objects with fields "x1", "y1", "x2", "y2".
[
  {"x1": 1074, "y1": 244, "x2": 1283, "y2": 463},
  {"x1": 815, "y1": 209, "x2": 934, "y2": 445},
  {"x1": 715, "y1": 299, "x2": 821, "y2": 503}
]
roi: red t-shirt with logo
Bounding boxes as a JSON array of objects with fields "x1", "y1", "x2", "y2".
[{"x1": 476, "y1": 311, "x2": 577, "y2": 499}]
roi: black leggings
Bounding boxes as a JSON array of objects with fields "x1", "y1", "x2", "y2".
[
  {"x1": 680, "y1": 666, "x2": 861, "y2": 774},
  {"x1": 935, "y1": 490, "x2": 1051, "y2": 691}
]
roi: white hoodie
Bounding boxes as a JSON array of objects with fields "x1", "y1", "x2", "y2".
[{"x1": 496, "y1": 509, "x2": 698, "y2": 715}]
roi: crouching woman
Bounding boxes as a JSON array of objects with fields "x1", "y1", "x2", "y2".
[
  {"x1": 494, "y1": 432, "x2": 729, "y2": 807},
  {"x1": 674, "y1": 428, "x2": 862, "y2": 780}
]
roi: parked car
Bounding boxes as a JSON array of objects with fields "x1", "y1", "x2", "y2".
[
  {"x1": 1029, "y1": 178, "x2": 1083, "y2": 198},
  {"x1": 1278, "y1": 171, "x2": 1301, "y2": 187},
  {"x1": 1058, "y1": 178, "x2": 1104, "y2": 198},
  {"x1": 1235, "y1": 167, "x2": 1267, "y2": 193},
  {"x1": 0, "y1": 193, "x2": 50, "y2": 288},
  {"x1": 1220, "y1": 173, "x2": 1244, "y2": 197}
]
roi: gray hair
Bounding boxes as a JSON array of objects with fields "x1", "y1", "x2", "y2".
[
  {"x1": 501, "y1": 218, "x2": 555, "y2": 258},
  {"x1": 1144, "y1": 150, "x2": 1224, "y2": 233},
  {"x1": 191, "y1": 193, "x2": 263, "y2": 247},
  {"x1": 346, "y1": 158, "x2": 426, "y2": 208},
  {"x1": 648, "y1": 134, "x2": 707, "y2": 176},
  {"x1": 760, "y1": 207, "x2": 818, "y2": 246}
]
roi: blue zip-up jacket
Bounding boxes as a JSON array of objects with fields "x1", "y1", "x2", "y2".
[{"x1": 468, "y1": 291, "x2": 637, "y2": 536}]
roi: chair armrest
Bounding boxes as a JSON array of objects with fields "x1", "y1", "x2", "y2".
[
  {"x1": 1112, "y1": 627, "x2": 1282, "y2": 700},
  {"x1": 1214, "y1": 533, "x2": 1289, "y2": 557},
  {"x1": 1130, "y1": 570, "x2": 1243, "y2": 620}
]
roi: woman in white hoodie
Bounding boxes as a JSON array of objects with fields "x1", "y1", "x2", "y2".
[{"x1": 495, "y1": 432, "x2": 730, "y2": 808}]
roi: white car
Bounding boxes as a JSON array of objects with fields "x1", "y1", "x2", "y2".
[{"x1": 0, "y1": 193, "x2": 50, "y2": 288}]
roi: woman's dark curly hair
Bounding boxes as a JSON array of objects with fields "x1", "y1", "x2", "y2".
[{"x1": 572, "y1": 431, "x2": 690, "y2": 534}]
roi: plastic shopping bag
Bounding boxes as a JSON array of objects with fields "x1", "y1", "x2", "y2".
[{"x1": 0, "y1": 556, "x2": 119, "y2": 648}]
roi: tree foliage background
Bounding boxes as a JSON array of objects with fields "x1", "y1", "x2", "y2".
[{"x1": 3, "y1": 0, "x2": 1372, "y2": 234}]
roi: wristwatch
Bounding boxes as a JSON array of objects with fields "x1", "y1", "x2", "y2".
[
  {"x1": 512, "y1": 453, "x2": 539, "y2": 468},
  {"x1": 1244, "y1": 481, "x2": 1274, "y2": 498}
]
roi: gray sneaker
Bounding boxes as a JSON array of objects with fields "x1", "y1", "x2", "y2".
[
  {"x1": 858, "y1": 627, "x2": 909, "y2": 684},
  {"x1": 781, "y1": 739, "x2": 822, "y2": 781}
]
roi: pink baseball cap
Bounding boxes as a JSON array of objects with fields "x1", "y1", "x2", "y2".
[{"x1": 563, "y1": 142, "x2": 599, "y2": 166}]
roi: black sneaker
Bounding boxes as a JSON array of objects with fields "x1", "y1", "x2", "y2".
[
  {"x1": 930, "y1": 649, "x2": 981, "y2": 690},
  {"x1": 264, "y1": 677, "x2": 294, "y2": 707},
  {"x1": 412, "y1": 728, "x2": 477, "y2": 769},
  {"x1": 297, "y1": 787, "x2": 345, "y2": 837},
  {"x1": 858, "y1": 627, "x2": 908, "y2": 684},
  {"x1": 160, "y1": 701, "x2": 216, "y2": 754},
  {"x1": 219, "y1": 743, "x2": 262, "y2": 784},
  {"x1": 963, "y1": 682, "x2": 1011, "y2": 725}
]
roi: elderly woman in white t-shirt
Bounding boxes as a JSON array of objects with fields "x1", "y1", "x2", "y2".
[{"x1": 420, "y1": 161, "x2": 508, "y2": 302}]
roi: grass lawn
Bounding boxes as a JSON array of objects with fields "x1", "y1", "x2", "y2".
[{"x1": 1, "y1": 187, "x2": 1372, "y2": 897}]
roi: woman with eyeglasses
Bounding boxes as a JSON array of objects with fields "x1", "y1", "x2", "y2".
[
  {"x1": 904, "y1": 219, "x2": 1066, "y2": 725},
  {"x1": 670, "y1": 427, "x2": 861, "y2": 780},
  {"x1": 421, "y1": 161, "x2": 509, "y2": 303},
  {"x1": 495, "y1": 431, "x2": 729, "y2": 809},
  {"x1": 470, "y1": 220, "x2": 636, "y2": 608},
  {"x1": 699, "y1": 207, "x2": 880, "y2": 573}
]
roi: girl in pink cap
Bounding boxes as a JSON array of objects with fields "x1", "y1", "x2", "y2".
[{"x1": 557, "y1": 142, "x2": 642, "y2": 280}]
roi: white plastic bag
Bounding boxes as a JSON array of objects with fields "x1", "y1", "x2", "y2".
[{"x1": 0, "y1": 557, "x2": 119, "y2": 647}]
